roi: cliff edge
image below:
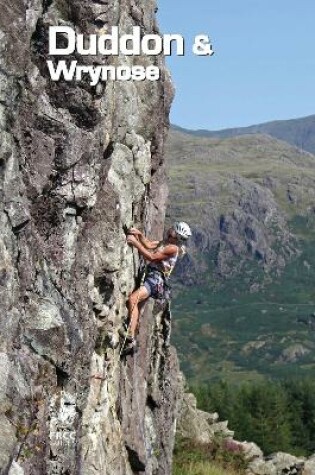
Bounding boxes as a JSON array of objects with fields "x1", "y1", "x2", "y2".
[{"x1": 0, "y1": 1, "x2": 183, "y2": 474}]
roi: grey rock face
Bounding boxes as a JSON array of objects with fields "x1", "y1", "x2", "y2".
[
  {"x1": 177, "y1": 393, "x2": 234, "y2": 444},
  {"x1": 0, "y1": 0, "x2": 181, "y2": 474}
]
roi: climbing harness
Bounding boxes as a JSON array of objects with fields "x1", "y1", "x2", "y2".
[
  {"x1": 118, "y1": 254, "x2": 174, "y2": 358},
  {"x1": 145, "y1": 245, "x2": 179, "y2": 304}
]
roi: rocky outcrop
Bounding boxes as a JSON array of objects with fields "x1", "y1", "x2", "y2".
[
  {"x1": 247, "y1": 453, "x2": 315, "y2": 475},
  {"x1": 177, "y1": 393, "x2": 234, "y2": 443},
  {"x1": 177, "y1": 393, "x2": 315, "y2": 475},
  {"x1": 0, "y1": 0, "x2": 183, "y2": 474}
]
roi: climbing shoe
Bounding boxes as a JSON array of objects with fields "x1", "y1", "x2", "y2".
[
  {"x1": 118, "y1": 326, "x2": 133, "y2": 342},
  {"x1": 121, "y1": 337, "x2": 137, "y2": 357}
]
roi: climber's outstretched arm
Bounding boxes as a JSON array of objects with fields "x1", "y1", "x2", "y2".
[
  {"x1": 128, "y1": 227, "x2": 160, "y2": 250},
  {"x1": 127, "y1": 235, "x2": 177, "y2": 261}
]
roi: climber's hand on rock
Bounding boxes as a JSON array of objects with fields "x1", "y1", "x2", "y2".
[{"x1": 127, "y1": 235, "x2": 138, "y2": 246}]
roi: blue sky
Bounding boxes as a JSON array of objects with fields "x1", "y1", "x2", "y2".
[{"x1": 158, "y1": 0, "x2": 315, "y2": 130}]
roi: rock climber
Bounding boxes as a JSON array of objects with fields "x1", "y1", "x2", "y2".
[{"x1": 122, "y1": 222, "x2": 192, "y2": 351}]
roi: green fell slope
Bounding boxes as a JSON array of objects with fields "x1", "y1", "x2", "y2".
[{"x1": 166, "y1": 129, "x2": 315, "y2": 383}]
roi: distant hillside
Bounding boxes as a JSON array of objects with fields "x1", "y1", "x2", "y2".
[
  {"x1": 172, "y1": 114, "x2": 315, "y2": 154},
  {"x1": 167, "y1": 129, "x2": 315, "y2": 284},
  {"x1": 166, "y1": 128, "x2": 315, "y2": 384}
]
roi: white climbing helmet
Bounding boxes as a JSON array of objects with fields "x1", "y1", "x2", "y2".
[{"x1": 174, "y1": 221, "x2": 192, "y2": 240}]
